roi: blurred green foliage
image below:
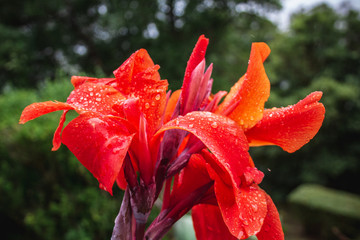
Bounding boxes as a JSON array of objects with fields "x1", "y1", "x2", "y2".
[
  {"x1": 0, "y1": 75, "x2": 123, "y2": 239},
  {"x1": 288, "y1": 184, "x2": 360, "y2": 239},
  {"x1": 0, "y1": 0, "x2": 360, "y2": 239}
]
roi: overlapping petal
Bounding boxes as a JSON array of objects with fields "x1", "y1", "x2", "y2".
[
  {"x1": 155, "y1": 111, "x2": 269, "y2": 238},
  {"x1": 169, "y1": 153, "x2": 213, "y2": 208},
  {"x1": 245, "y1": 91, "x2": 325, "y2": 153},
  {"x1": 113, "y1": 49, "x2": 168, "y2": 135},
  {"x1": 216, "y1": 43, "x2": 271, "y2": 129},
  {"x1": 164, "y1": 89, "x2": 181, "y2": 123},
  {"x1": 209, "y1": 172, "x2": 267, "y2": 239},
  {"x1": 155, "y1": 111, "x2": 250, "y2": 188},
  {"x1": 192, "y1": 204, "x2": 237, "y2": 240},
  {"x1": 61, "y1": 113, "x2": 134, "y2": 195},
  {"x1": 66, "y1": 82, "x2": 125, "y2": 116},
  {"x1": 256, "y1": 194, "x2": 284, "y2": 240}
]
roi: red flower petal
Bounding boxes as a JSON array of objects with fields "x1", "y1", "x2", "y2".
[
  {"x1": 113, "y1": 49, "x2": 157, "y2": 95},
  {"x1": 70, "y1": 76, "x2": 116, "y2": 88},
  {"x1": 19, "y1": 101, "x2": 74, "y2": 124},
  {"x1": 131, "y1": 66, "x2": 168, "y2": 135},
  {"x1": 113, "y1": 49, "x2": 168, "y2": 135},
  {"x1": 116, "y1": 164, "x2": 127, "y2": 190},
  {"x1": 67, "y1": 82, "x2": 125, "y2": 116},
  {"x1": 61, "y1": 113, "x2": 134, "y2": 195},
  {"x1": 156, "y1": 111, "x2": 250, "y2": 188},
  {"x1": 245, "y1": 91, "x2": 325, "y2": 153},
  {"x1": 216, "y1": 43, "x2": 271, "y2": 129},
  {"x1": 256, "y1": 194, "x2": 284, "y2": 240},
  {"x1": 181, "y1": 35, "x2": 209, "y2": 114},
  {"x1": 212, "y1": 181, "x2": 267, "y2": 239},
  {"x1": 164, "y1": 89, "x2": 181, "y2": 123},
  {"x1": 170, "y1": 153, "x2": 213, "y2": 208},
  {"x1": 52, "y1": 110, "x2": 68, "y2": 151},
  {"x1": 192, "y1": 204, "x2": 237, "y2": 240}
]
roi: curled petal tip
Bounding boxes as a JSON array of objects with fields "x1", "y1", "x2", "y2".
[{"x1": 252, "y1": 42, "x2": 271, "y2": 62}]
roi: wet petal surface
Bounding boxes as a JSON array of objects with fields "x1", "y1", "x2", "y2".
[
  {"x1": 62, "y1": 113, "x2": 134, "y2": 195},
  {"x1": 67, "y1": 82, "x2": 125, "y2": 116},
  {"x1": 192, "y1": 204, "x2": 237, "y2": 240},
  {"x1": 256, "y1": 194, "x2": 284, "y2": 240},
  {"x1": 216, "y1": 43, "x2": 271, "y2": 129},
  {"x1": 213, "y1": 182, "x2": 267, "y2": 239},
  {"x1": 156, "y1": 111, "x2": 250, "y2": 187},
  {"x1": 19, "y1": 101, "x2": 74, "y2": 124},
  {"x1": 245, "y1": 91, "x2": 325, "y2": 153}
]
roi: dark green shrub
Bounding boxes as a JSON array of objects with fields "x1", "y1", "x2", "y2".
[{"x1": 0, "y1": 76, "x2": 123, "y2": 240}]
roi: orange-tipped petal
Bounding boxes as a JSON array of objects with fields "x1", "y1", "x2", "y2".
[
  {"x1": 246, "y1": 91, "x2": 325, "y2": 153},
  {"x1": 62, "y1": 113, "x2": 134, "y2": 195},
  {"x1": 216, "y1": 43, "x2": 271, "y2": 129},
  {"x1": 19, "y1": 101, "x2": 74, "y2": 124},
  {"x1": 192, "y1": 204, "x2": 237, "y2": 240},
  {"x1": 256, "y1": 194, "x2": 284, "y2": 240}
]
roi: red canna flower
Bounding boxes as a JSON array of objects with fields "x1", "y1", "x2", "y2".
[
  {"x1": 19, "y1": 35, "x2": 325, "y2": 240},
  {"x1": 20, "y1": 49, "x2": 168, "y2": 195},
  {"x1": 151, "y1": 35, "x2": 325, "y2": 239}
]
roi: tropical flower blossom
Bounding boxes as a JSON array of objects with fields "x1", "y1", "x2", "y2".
[{"x1": 20, "y1": 35, "x2": 325, "y2": 240}]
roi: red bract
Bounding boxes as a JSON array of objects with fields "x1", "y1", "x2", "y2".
[
  {"x1": 20, "y1": 49, "x2": 168, "y2": 195},
  {"x1": 19, "y1": 35, "x2": 325, "y2": 240}
]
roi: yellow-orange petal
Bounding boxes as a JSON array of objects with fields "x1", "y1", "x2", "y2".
[{"x1": 216, "y1": 43, "x2": 271, "y2": 130}]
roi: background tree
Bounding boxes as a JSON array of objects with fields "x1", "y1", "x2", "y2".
[{"x1": 0, "y1": 0, "x2": 281, "y2": 89}]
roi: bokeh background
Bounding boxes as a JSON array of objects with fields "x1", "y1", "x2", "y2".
[{"x1": 1, "y1": 0, "x2": 359, "y2": 239}]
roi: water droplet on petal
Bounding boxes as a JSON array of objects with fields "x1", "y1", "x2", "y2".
[
  {"x1": 211, "y1": 122, "x2": 218, "y2": 128},
  {"x1": 252, "y1": 204, "x2": 258, "y2": 212},
  {"x1": 238, "y1": 230, "x2": 244, "y2": 239},
  {"x1": 155, "y1": 94, "x2": 161, "y2": 100},
  {"x1": 145, "y1": 103, "x2": 150, "y2": 109}
]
